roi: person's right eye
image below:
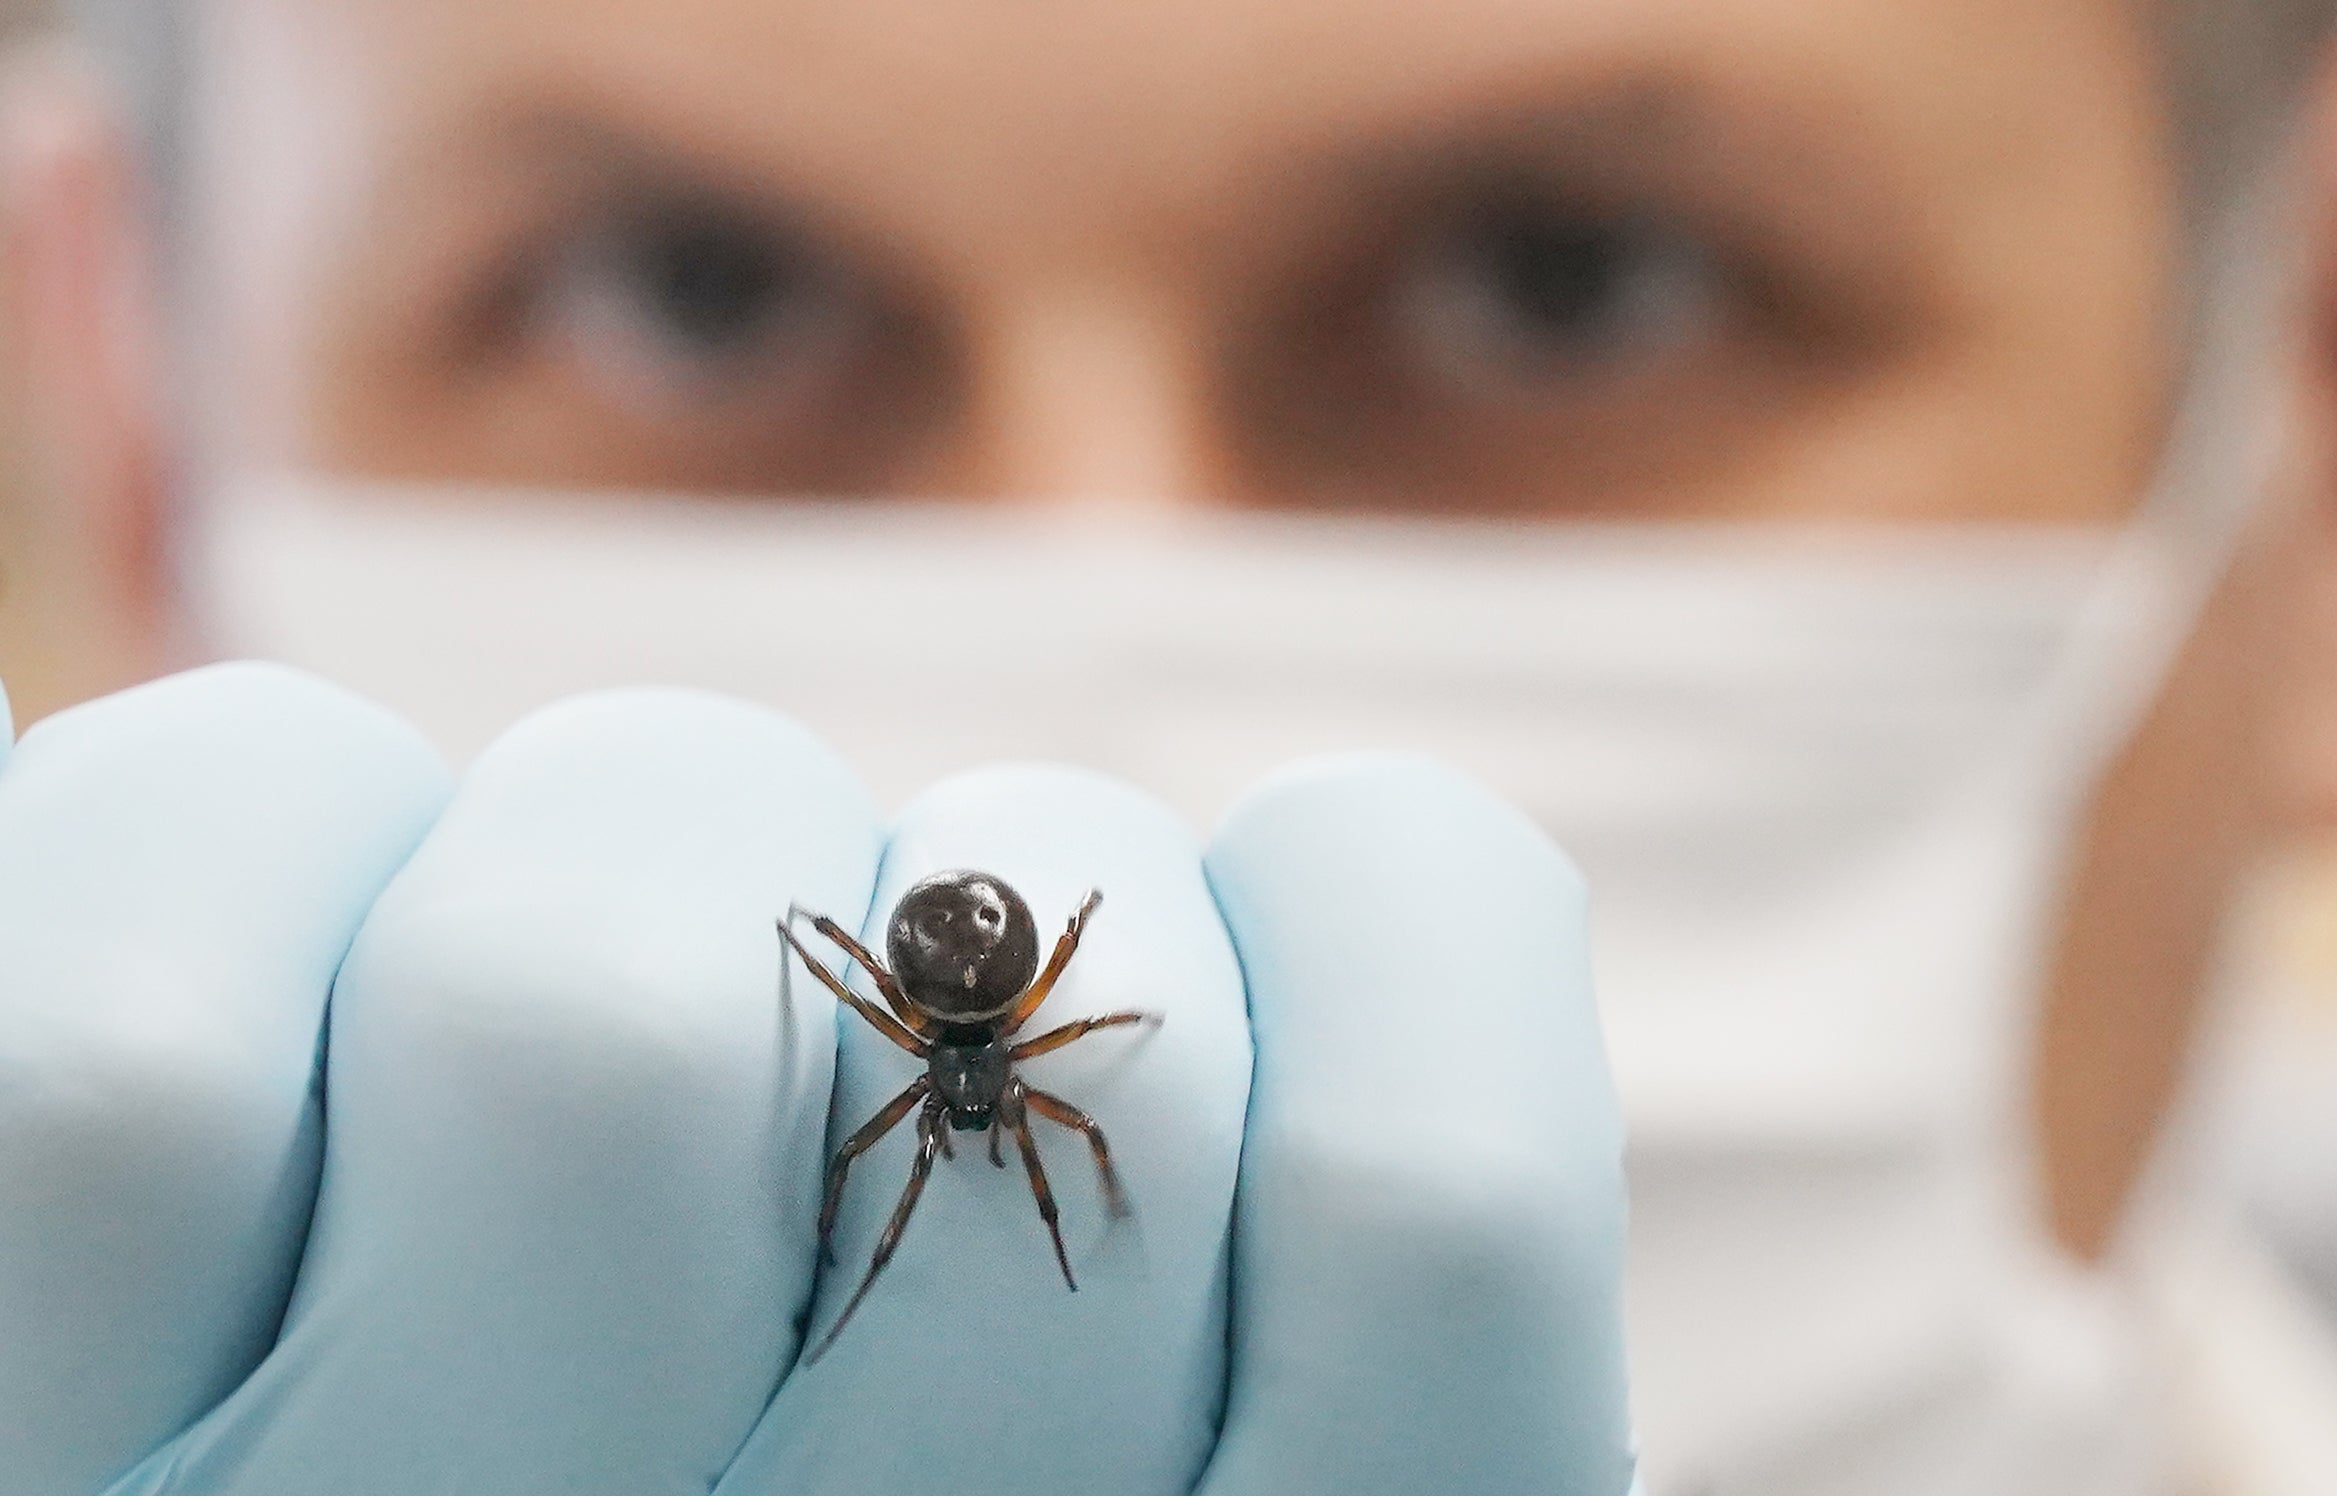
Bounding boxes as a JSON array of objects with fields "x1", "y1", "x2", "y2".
[
  {"x1": 539, "y1": 198, "x2": 872, "y2": 413},
  {"x1": 457, "y1": 190, "x2": 957, "y2": 495}
]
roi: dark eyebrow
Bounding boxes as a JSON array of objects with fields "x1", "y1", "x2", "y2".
[
  {"x1": 1264, "y1": 71, "x2": 1942, "y2": 343},
  {"x1": 322, "y1": 96, "x2": 921, "y2": 378},
  {"x1": 468, "y1": 103, "x2": 831, "y2": 225},
  {"x1": 419, "y1": 65, "x2": 1920, "y2": 242},
  {"x1": 1393, "y1": 74, "x2": 1913, "y2": 242},
  {"x1": 387, "y1": 94, "x2": 944, "y2": 312},
  {"x1": 359, "y1": 66, "x2": 1936, "y2": 363}
]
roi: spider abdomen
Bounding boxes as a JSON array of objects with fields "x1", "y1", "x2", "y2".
[{"x1": 887, "y1": 870, "x2": 1041, "y2": 1022}]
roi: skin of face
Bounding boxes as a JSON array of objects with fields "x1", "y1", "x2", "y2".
[
  {"x1": 2, "y1": 0, "x2": 2336, "y2": 1260},
  {"x1": 191, "y1": 0, "x2": 2180, "y2": 521}
]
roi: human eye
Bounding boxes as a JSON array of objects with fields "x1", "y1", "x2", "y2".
[
  {"x1": 419, "y1": 181, "x2": 955, "y2": 495},
  {"x1": 537, "y1": 194, "x2": 865, "y2": 407},
  {"x1": 1392, "y1": 190, "x2": 1728, "y2": 396},
  {"x1": 1221, "y1": 125, "x2": 1916, "y2": 519}
]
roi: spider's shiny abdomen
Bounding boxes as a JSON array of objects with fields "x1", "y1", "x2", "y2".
[{"x1": 886, "y1": 870, "x2": 1041, "y2": 1022}]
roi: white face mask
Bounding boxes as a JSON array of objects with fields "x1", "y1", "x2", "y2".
[{"x1": 196, "y1": 460, "x2": 2258, "y2": 1145}]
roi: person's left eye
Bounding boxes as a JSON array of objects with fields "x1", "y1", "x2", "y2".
[
  {"x1": 1392, "y1": 196, "x2": 1726, "y2": 396},
  {"x1": 1216, "y1": 162, "x2": 1881, "y2": 520}
]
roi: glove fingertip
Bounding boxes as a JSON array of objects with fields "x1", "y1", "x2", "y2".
[
  {"x1": 1211, "y1": 750, "x2": 1588, "y2": 905},
  {"x1": 1196, "y1": 751, "x2": 1631, "y2": 1496}
]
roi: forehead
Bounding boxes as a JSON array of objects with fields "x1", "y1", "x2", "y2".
[{"x1": 204, "y1": 0, "x2": 2170, "y2": 255}]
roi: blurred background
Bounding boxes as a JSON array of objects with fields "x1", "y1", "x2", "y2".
[{"x1": 0, "y1": 0, "x2": 2335, "y2": 1491}]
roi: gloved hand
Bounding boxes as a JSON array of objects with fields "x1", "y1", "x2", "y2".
[{"x1": 0, "y1": 663, "x2": 1634, "y2": 1496}]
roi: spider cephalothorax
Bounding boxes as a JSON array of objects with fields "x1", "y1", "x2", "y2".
[{"x1": 780, "y1": 870, "x2": 1160, "y2": 1361}]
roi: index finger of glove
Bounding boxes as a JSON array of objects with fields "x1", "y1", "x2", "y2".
[{"x1": 724, "y1": 764, "x2": 1252, "y2": 1496}]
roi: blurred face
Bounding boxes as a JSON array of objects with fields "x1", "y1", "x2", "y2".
[
  {"x1": 11, "y1": 0, "x2": 2311, "y2": 1277},
  {"x1": 195, "y1": 0, "x2": 2179, "y2": 524}
]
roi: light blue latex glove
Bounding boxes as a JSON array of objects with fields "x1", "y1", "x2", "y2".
[{"x1": 0, "y1": 663, "x2": 1634, "y2": 1496}]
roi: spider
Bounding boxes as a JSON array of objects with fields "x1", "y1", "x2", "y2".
[{"x1": 779, "y1": 869, "x2": 1159, "y2": 1362}]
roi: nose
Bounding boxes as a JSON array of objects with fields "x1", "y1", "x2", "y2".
[{"x1": 946, "y1": 284, "x2": 1224, "y2": 510}]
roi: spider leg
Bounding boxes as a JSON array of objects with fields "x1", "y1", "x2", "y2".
[
  {"x1": 795, "y1": 907, "x2": 930, "y2": 1037},
  {"x1": 806, "y1": 1097, "x2": 944, "y2": 1365},
  {"x1": 819, "y1": 1075, "x2": 931, "y2": 1259},
  {"x1": 1003, "y1": 1081, "x2": 1078, "y2": 1290},
  {"x1": 988, "y1": 1117, "x2": 1006, "y2": 1168},
  {"x1": 937, "y1": 1128, "x2": 956, "y2": 1162},
  {"x1": 1001, "y1": 888, "x2": 1103, "y2": 1037},
  {"x1": 778, "y1": 917, "x2": 929, "y2": 1057},
  {"x1": 1010, "y1": 1009, "x2": 1160, "y2": 1061},
  {"x1": 1024, "y1": 1084, "x2": 1131, "y2": 1218}
]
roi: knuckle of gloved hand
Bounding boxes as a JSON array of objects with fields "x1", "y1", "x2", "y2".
[
  {"x1": 1261, "y1": 1115, "x2": 1620, "y2": 1311},
  {"x1": 335, "y1": 890, "x2": 748, "y2": 1119},
  {"x1": 0, "y1": 964, "x2": 305, "y2": 1184},
  {"x1": 111, "y1": 660, "x2": 438, "y2": 777}
]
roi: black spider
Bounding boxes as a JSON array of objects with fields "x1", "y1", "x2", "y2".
[{"x1": 779, "y1": 869, "x2": 1159, "y2": 1362}]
